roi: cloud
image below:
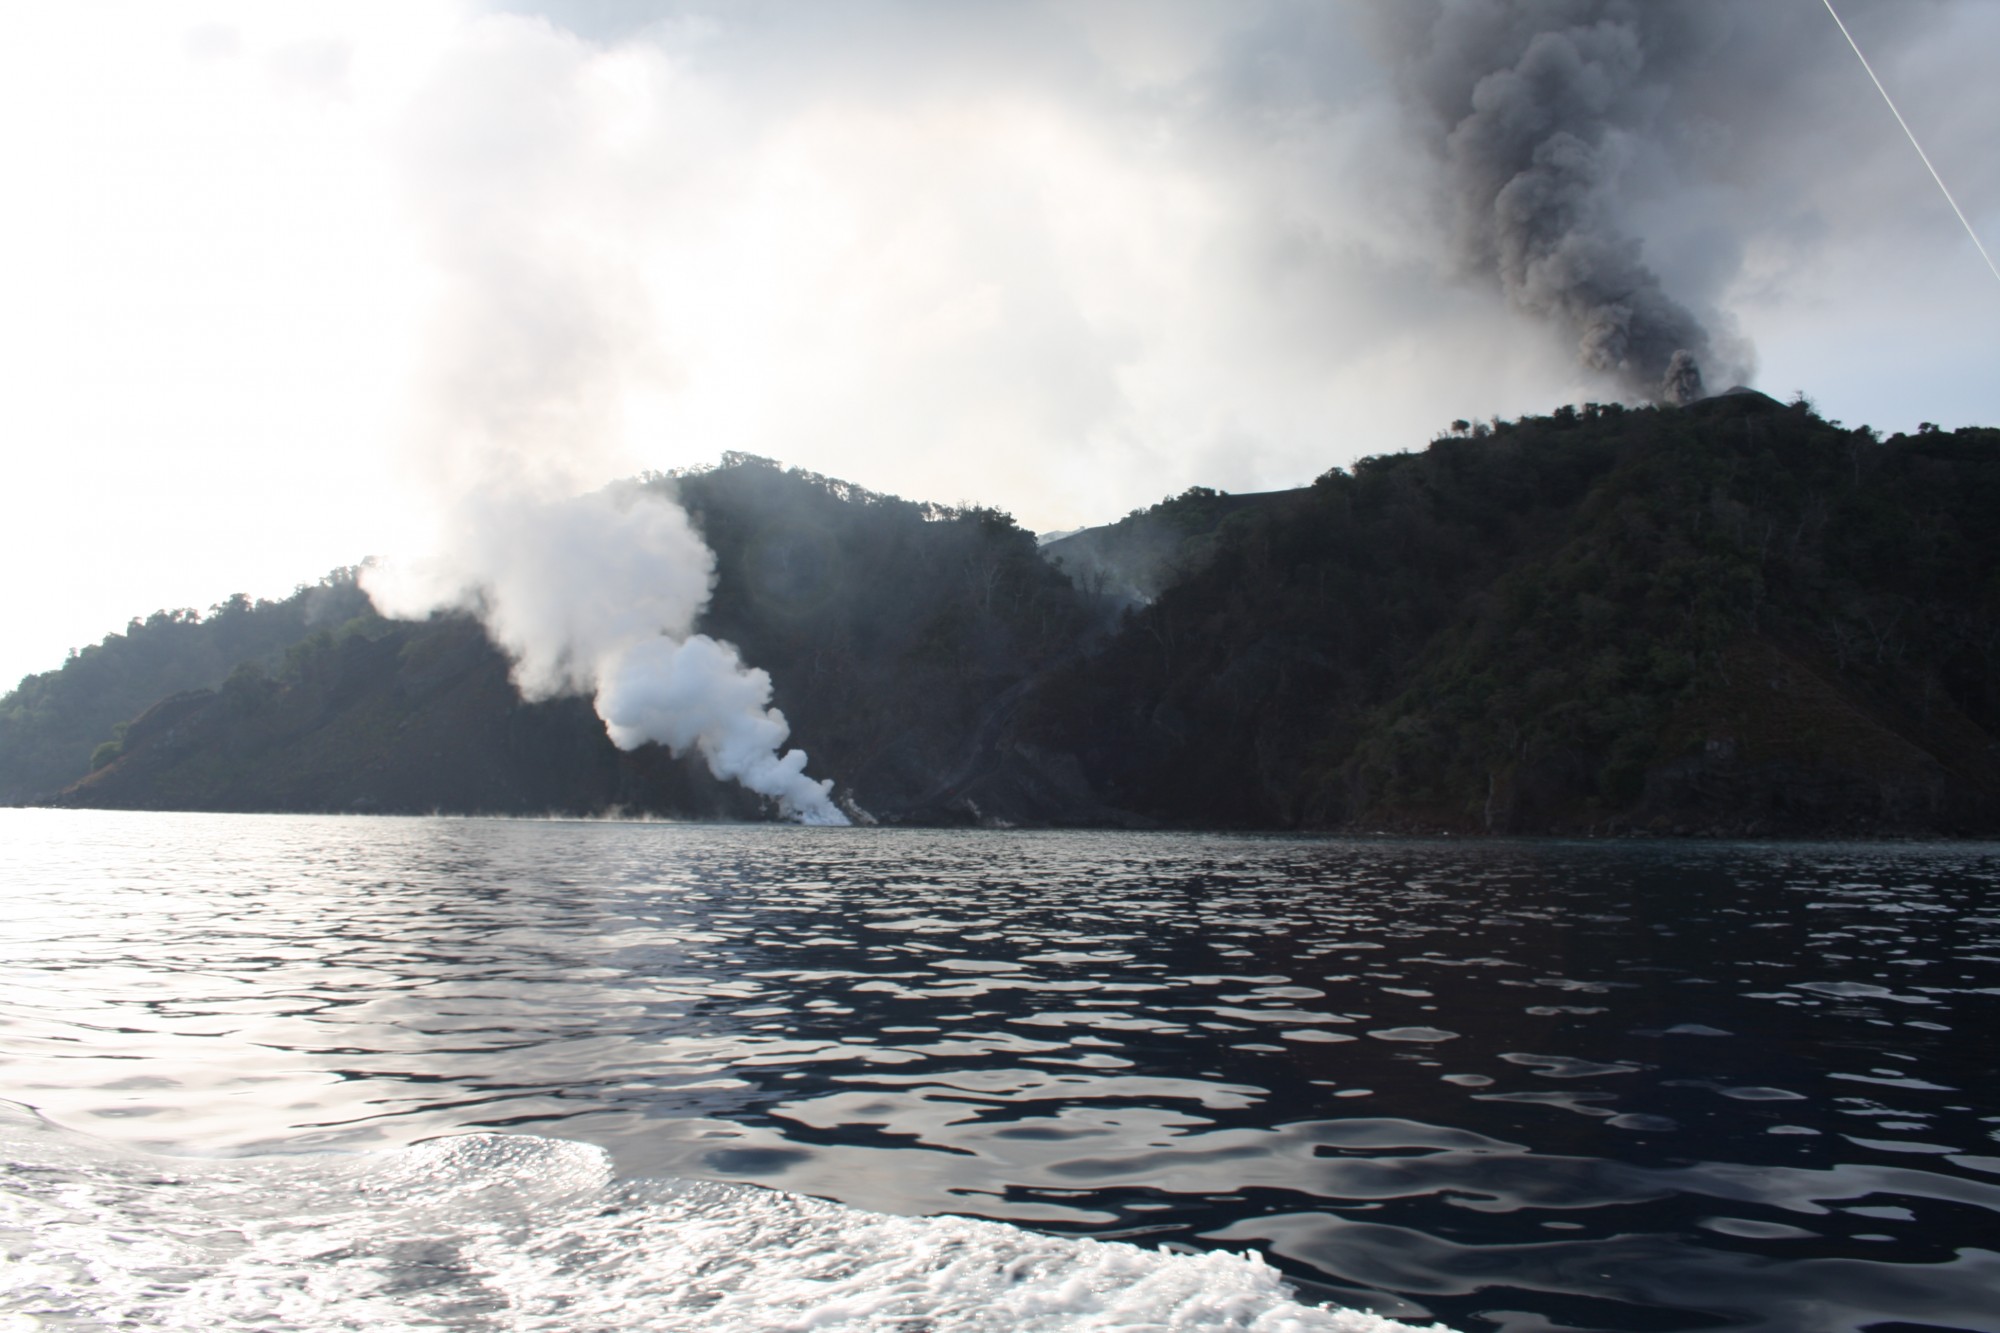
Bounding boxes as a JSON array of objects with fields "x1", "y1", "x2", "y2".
[
  {"x1": 1, "y1": 0, "x2": 1993, "y2": 688},
  {"x1": 390, "y1": 3, "x2": 1483, "y2": 523},
  {"x1": 364, "y1": 11, "x2": 845, "y2": 821},
  {"x1": 431, "y1": 0, "x2": 1993, "y2": 522}
]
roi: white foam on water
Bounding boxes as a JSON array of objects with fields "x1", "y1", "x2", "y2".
[{"x1": 0, "y1": 1108, "x2": 1445, "y2": 1332}]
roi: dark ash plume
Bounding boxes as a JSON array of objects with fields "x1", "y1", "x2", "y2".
[
  {"x1": 1662, "y1": 349, "x2": 1703, "y2": 407},
  {"x1": 1368, "y1": 1, "x2": 1730, "y2": 403}
]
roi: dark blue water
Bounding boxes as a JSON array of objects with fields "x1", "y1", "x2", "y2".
[{"x1": 2, "y1": 811, "x2": 1996, "y2": 1331}]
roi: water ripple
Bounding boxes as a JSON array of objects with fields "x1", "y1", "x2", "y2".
[{"x1": 2, "y1": 811, "x2": 1997, "y2": 1332}]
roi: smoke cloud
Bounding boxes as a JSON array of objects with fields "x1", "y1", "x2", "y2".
[
  {"x1": 354, "y1": 3, "x2": 1950, "y2": 821},
  {"x1": 360, "y1": 17, "x2": 844, "y2": 825},
  {"x1": 364, "y1": 485, "x2": 843, "y2": 823},
  {"x1": 2, "y1": 4, "x2": 1991, "y2": 693},
  {"x1": 1362, "y1": 0, "x2": 1754, "y2": 402}
]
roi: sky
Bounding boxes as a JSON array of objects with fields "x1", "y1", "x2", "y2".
[{"x1": 2, "y1": 0, "x2": 1995, "y2": 691}]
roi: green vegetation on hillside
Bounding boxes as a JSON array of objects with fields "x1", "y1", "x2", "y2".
[
  {"x1": 0, "y1": 572, "x2": 372, "y2": 803},
  {"x1": 1040, "y1": 485, "x2": 1306, "y2": 608},
  {"x1": 664, "y1": 454, "x2": 1095, "y2": 810},
  {"x1": 1024, "y1": 394, "x2": 2000, "y2": 833},
  {"x1": 10, "y1": 399, "x2": 1997, "y2": 834},
  {"x1": 25, "y1": 459, "x2": 1100, "y2": 820}
]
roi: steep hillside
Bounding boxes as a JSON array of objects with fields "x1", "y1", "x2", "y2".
[
  {"x1": 1020, "y1": 394, "x2": 2000, "y2": 835},
  {"x1": 0, "y1": 573, "x2": 371, "y2": 804},
  {"x1": 50, "y1": 457, "x2": 1107, "y2": 823},
  {"x1": 24, "y1": 400, "x2": 2000, "y2": 834},
  {"x1": 1040, "y1": 486, "x2": 1310, "y2": 609},
  {"x1": 60, "y1": 616, "x2": 755, "y2": 817},
  {"x1": 668, "y1": 455, "x2": 1101, "y2": 821}
]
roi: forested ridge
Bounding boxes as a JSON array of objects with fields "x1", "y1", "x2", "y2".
[
  {"x1": 0, "y1": 575, "x2": 372, "y2": 805},
  {"x1": 8, "y1": 393, "x2": 1997, "y2": 834},
  {"x1": 1026, "y1": 391, "x2": 2000, "y2": 834}
]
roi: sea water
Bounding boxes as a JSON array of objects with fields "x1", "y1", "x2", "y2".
[{"x1": 1, "y1": 810, "x2": 1995, "y2": 1332}]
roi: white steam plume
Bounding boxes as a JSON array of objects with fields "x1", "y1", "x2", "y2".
[
  {"x1": 360, "y1": 17, "x2": 844, "y2": 826},
  {"x1": 365, "y1": 487, "x2": 844, "y2": 825}
]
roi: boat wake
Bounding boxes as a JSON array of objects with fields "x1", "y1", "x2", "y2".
[{"x1": 0, "y1": 1105, "x2": 1443, "y2": 1332}]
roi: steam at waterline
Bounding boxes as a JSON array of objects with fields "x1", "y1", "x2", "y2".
[{"x1": 362, "y1": 485, "x2": 845, "y2": 825}]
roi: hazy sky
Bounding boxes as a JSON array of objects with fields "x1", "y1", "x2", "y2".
[{"x1": 2, "y1": 0, "x2": 1995, "y2": 690}]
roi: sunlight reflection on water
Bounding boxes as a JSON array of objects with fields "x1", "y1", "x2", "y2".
[{"x1": 2, "y1": 810, "x2": 1997, "y2": 1332}]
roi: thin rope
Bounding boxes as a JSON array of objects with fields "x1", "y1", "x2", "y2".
[{"x1": 1820, "y1": 0, "x2": 2000, "y2": 286}]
